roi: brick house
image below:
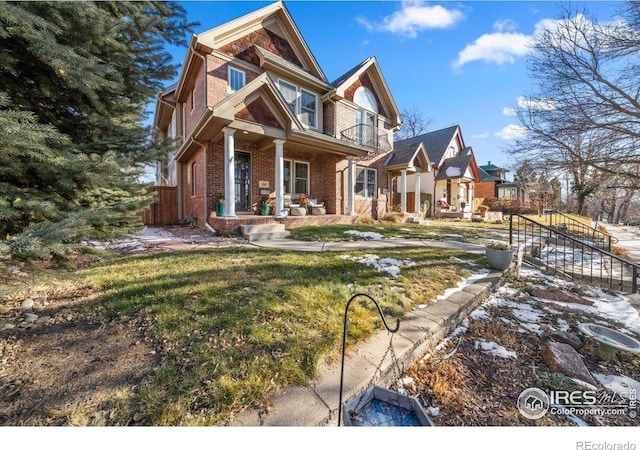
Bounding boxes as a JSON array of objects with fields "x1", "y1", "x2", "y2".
[
  {"x1": 390, "y1": 125, "x2": 481, "y2": 218},
  {"x1": 152, "y1": 1, "x2": 401, "y2": 231}
]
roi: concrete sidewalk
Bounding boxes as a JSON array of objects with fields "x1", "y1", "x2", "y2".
[{"x1": 233, "y1": 237, "x2": 503, "y2": 426}]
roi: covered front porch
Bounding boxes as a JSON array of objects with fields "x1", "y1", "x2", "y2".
[{"x1": 208, "y1": 213, "x2": 358, "y2": 233}]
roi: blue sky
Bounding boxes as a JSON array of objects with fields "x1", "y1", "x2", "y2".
[{"x1": 165, "y1": 1, "x2": 621, "y2": 176}]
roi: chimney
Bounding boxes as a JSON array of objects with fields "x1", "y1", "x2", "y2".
[{"x1": 488, "y1": 160, "x2": 491, "y2": 165}]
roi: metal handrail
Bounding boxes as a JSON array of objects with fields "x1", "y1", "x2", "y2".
[
  {"x1": 509, "y1": 213, "x2": 638, "y2": 294},
  {"x1": 546, "y1": 210, "x2": 618, "y2": 250},
  {"x1": 339, "y1": 124, "x2": 392, "y2": 155}
]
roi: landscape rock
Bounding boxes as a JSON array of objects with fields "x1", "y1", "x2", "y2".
[
  {"x1": 532, "y1": 288, "x2": 594, "y2": 306},
  {"x1": 36, "y1": 316, "x2": 51, "y2": 324},
  {"x1": 549, "y1": 331, "x2": 583, "y2": 350},
  {"x1": 19, "y1": 299, "x2": 34, "y2": 310},
  {"x1": 23, "y1": 313, "x2": 38, "y2": 323},
  {"x1": 541, "y1": 341, "x2": 596, "y2": 386},
  {"x1": 0, "y1": 322, "x2": 15, "y2": 332}
]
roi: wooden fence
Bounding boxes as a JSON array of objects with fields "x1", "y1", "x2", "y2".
[{"x1": 140, "y1": 186, "x2": 178, "y2": 226}]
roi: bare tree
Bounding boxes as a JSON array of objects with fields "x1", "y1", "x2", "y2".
[
  {"x1": 394, "y1": 107, "x2": 432, "y2": 141},
  {"x1": 507, "y1": 3, "x2": 640, "y2": 219}
]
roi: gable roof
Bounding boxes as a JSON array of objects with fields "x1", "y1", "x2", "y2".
[
  {"x1": 197, "y1": 1, "x2": 326, "y2": 81},
  {"x1": 327, "y1": 57, "x2": 401, "y2": 128},
  {"x1": 384, "y1": 142, "x2": 431, "y2": 172},
  {"x1": 394, "y1": 125, "x2": 461, "y2": 167},
  {"x1": 434, "y1": 147, "x2": 481, "y2": 182}
]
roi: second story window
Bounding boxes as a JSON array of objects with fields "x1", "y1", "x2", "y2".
[
  {"x1": 300, "y1": 90, "x2": 316, "y2": 128},
  {"x1": 228, "y1": 67, "x2": 245, "y2": 92},
  {"x1": 277, "y1": 80, "x2": 317, "y2": 129}
]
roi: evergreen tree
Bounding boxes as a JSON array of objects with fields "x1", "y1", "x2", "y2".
[{"x1": 0, "y1": 1, "x2": 194, "y2": 261}]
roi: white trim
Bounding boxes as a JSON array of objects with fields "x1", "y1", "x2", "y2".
[
  {"x1": 227, "y1": 66, "x2": 246, "y2": 93},
  {"x1": 355, "y1": 166, "x2": 377, "y2": 199},
  {"x1": 276, "y1": 78, "x2": 318, "y2": 130}
]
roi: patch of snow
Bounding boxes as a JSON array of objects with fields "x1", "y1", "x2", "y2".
[
  {"x1": 428, "y1": 406, "x2": 440, "y2": 417},
  {"x1": 474, "y1": 340, "x2": 517, "y2": 358},
  {"x1": 570, "y1": 378, "x2": 598, "y2": 391},
  {"x1": 435, "y1": 269, "x2": 490, "y2": 301},
  {"x1": 347, "y1": 254, "x2": 415, "y2": 277},
  {"x1": 344, "y1": 230, "x2": 384, "y2": 240},
  {"x1": 400, "y1": 228, "x2": 412, "y2": 231},
  {"x1": 448, "y1": 256, "x2": 478, "y2": 266},
  {"x1": 593, "y1": 373, "x2": 640, "y2": 400},
  {"x1": 556, "y1": 318, "x2": 571, "y2": 332},
  {"x1": 401, "y1": 376, "x2": 415, "y2": 387},
  {"x1": 470, "y1": 308, "x2": 490, "y2": 320},
  {"x1": 443, "y1": 233, "x2": 464, "y2": 238},
  {"x1": 445, "y1": 166, "x2": 462, "y2": 177}
]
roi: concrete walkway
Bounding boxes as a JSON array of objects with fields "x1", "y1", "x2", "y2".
[
  {"x1": 603, "y1": 224, "x2": 640, "y2": 313},
  {"x1": 233, "y1": 237, "x2": 503, "y2": 426}
]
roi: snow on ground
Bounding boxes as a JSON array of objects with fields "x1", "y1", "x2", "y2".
[
  {"x1": 433, "y1": 269, "x2": 490, "y2": 302},
  {"x1": 474, "y1": 339, "x2": 517, "y2": 358},
  {"x1": 341, "y1": 253, "x2": 414, "y2": 277},
  {"x1": 344, "y1": 230, "x2": 384, "y2": 240},
  {"x1": 592, "y1": 373, "x2": 640, "y2": 399}
]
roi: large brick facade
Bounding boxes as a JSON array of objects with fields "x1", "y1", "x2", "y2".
[{"x1": 156, "y1": 3, "x2": 402, "y2": 230}]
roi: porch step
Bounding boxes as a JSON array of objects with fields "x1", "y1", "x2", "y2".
[{"x1": 240, "y1": 224, "x2": 291, "y2": 242}]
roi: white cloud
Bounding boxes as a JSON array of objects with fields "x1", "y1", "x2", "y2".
[
  {"x1": 454, "y1": 31, "x2": 533, "y2": 68},
  {"x1": 495, "y1": 124, "x2": 528, "y2": 140},
  {"x1": 493, "y1": 19, "x2": 517, "y2": 32},
  {"x1": 472, "y1": 132, "x2": 490, "y2": 139},
  {"x1": 517, "y1": 96, "x2": 556, "y2": 111},
  {"x1": 357, "y1": 1, "x2": 464, "y2": 38},
  {"x1": 502, "y1": 107, "x2": 517, "y2": 116}
]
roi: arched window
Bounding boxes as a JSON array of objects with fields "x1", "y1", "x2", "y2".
[
  {"x1": 353, "y1": 87, "x2": 377, "y2": 146},
  {"x1": 354, "y1": 87, "x2": 377, "y2": 113}
]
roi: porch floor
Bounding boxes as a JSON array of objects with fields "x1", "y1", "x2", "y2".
[{"x1": 208, "y1": 214, "x2": 358, "y2": 233}]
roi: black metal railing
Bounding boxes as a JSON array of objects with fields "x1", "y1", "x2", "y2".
[
  {"x1": 509, "y1": 213, "x2": 638, "y2": 294},
  {"x1": 339, "y1": 124, "x2": 392, "y2": 156},
  {"x1": 545, "y1": 210, "x2": 618, "y2": 251}
]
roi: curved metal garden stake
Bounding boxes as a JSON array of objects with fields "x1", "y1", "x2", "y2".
[{"x1": 337, "y1": 293, "x2": 400, "y2": 426}]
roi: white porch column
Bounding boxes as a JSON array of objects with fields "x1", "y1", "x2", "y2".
[
  {"x1": 414, "y1": 172, "x2": 421, "y2": 214},
  {"x1": 400, "y1": 169, "x2": 407, "y2": 215},
  {"x1": 223, "y1": 127, "x2": 236, "y2": 218},
  {"x1": 347, "y1": 157, "x2": 356, "y2": 215},
  {"x1": 274, "y1": 139, "x2": 285, "y2": 217}
]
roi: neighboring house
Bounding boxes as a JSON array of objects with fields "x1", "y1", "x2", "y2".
[
  {"x1": 390, "y1": 125, "x2": 481, "y2": 217},
  {"x1": 152, "y1": 1, "x2": 401, "y2": 231},
  {"x1": 476, "y1": 161, "x2": 509, "y2": 201}
]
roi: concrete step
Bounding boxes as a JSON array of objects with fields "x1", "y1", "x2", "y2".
[
  {"x1": 244, "y1": 231, "x2": 291, "y2": 242},
  {"x1": 241, "y1": 223, "x2": 286, "y2": 234},
  {"x1": 240, "y1": 223, "x2": 291, "y2": 242}
]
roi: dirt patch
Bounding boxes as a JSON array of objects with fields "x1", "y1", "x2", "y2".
[{"x1": 0, "y1": 287, "x2": 157, "y2": 425}]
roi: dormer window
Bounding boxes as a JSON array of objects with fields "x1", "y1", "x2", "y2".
[{"x1": 228, "y1": 67, "x2": 245, "y2": 93}]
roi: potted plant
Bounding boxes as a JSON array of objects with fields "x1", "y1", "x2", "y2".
[
  {"x1": 485, "y1": 241, "x2": 515, "y2": 270},
  {"x1": 260, "y1": 195, "x2": 271, "y2": 216},
  {"x1": 215, "y1": 193, "x2": 225, "y2": 216}
]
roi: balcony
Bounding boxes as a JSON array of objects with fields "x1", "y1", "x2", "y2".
[{"x1": 339, "y1": 124, "x2": 391, "y2": 157}]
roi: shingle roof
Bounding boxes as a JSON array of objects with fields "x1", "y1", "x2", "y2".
[
  {"x1": 385, "y1": 143, "x2": 421, "y2": 167},
  {"x1": 479, "y1": 163, "x2": 508, "y2": 173},
  {"x1": 478, "y1": 167, "x2": 500, "y2": 182},
  {"x1": 394, "y1": 125, "x2": 459, "y2": 166},
  {"x1": 330, "y1": 57, "x2": 372, "y2": 87},
  {"x1": 435, "y1": 154, "x2": 473, "y2": 180}
]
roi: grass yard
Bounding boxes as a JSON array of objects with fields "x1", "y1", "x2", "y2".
[
  {"x1": 288, "y1": 221, "x2": 508, "y2": 244},
  {"x1": 1, "y1": 244, "x2": 487, "y2": 425}
]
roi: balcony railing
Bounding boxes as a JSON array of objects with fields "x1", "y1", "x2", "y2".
[{"x1": 339, "y1": 124, "x2": 391, "y2": 157}]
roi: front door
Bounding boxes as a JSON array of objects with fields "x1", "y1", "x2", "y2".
[{"x1": 235, "y1": 151, "x2": 251, "y2": 212}]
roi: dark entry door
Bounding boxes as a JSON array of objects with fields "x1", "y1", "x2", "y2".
[{"x1": 235, "y1": 151, "x2": 251, "y2": 212}]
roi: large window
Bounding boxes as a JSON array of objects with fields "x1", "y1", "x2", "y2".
[
  {"x1": 277, "y1": 80, "x2": 317, "y2": 128},
  {"x1": 356, "y1": 167, "x2": 376, "y2": 198},
  {"x1": 228, "y1": 67, "x2": 245, "y2": 92},
  {"x1": 283, "y1": 160, "x2": 309, "y2": 195}
]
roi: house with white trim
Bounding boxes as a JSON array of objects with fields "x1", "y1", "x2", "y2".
[{"x1": 151, "y1": 1, "x2": 401, "y2": 231}]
